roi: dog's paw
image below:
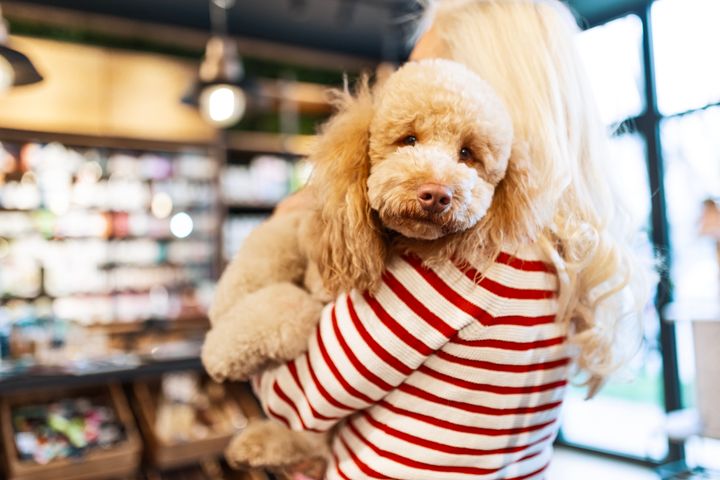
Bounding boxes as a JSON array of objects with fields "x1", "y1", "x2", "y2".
[
  {"x1": 225, "y1": 419, "x2": 327, "y2": 472},
  {"x1": 201, "y1": 325, "x2": 271, "y2": 382}
]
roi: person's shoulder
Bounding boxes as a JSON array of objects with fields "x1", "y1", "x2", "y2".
[{"x1": 495, "y1": 243, "x2": 557, "y2": 274}]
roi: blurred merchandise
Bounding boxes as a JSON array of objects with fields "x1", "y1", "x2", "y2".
[
  {"x1": 223, "y1": 215, "x2": 268, "y2": 261},
  {"x1": 0, "y1": 139, "x2": 218, "y2": 377},
  {"x1": 11, "y1": 396, "x2": 126, "y2": 464},
  {"x1": 154, "y1": 372, "x2": 247, "y2": 444},
  {"x1": 132, "y1": 373, "x2": 258, "y2": 470},
  {"x1": 1, "y1": 384, "x2": 141, "y2": 480},
  {"x1": 222, "y1": 154, "x2": 306, "y2": 206}
]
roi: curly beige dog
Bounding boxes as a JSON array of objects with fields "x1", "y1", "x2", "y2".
[{"x1": 203, "y1": 58, "x2": 521, "y2": 474}]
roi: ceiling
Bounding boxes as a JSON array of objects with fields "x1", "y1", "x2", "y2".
[{"x1": 5, "y1": 0, "x2": 648, "y2": 60}]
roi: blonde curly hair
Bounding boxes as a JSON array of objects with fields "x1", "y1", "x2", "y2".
[{"x1": 414, "y1": 0, "x2": 657, "y2": 394}]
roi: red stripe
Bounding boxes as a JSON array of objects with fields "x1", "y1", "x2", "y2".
[
  {"x1": 463, "y1": 267, "x2": 557, "y2": 299},
  {"x1": 382, "y1": 269, "x2": 456, "y2": 337},
  {"x1": 503, "y1": 461, "x2": 551, "y2": 480},
  {"x1": 346, "y1": 421, "x2": 538, "y2": 475},
  {"x1": 496, "y1": 251, "x2": 556, "y2": 273},
  {"x1": 287, "y1": 361, "x2": 337, "y2": 422},
  {"x1": 399, "y1": 383, "x2": 564, "y2": 415},
  {"x1": 419, "y1": 366, "x2": 568, "y2": 394},
  {"x1": 338, "y1": 432, "x2": 395, "y2": 479},
  {"x1": 404, "y1": 254, "x2": 555, "y2": 300},
  {"x1": 436, "y1": 350, "x2": 571, "y2": 373},
  {"x1": 266, "y1": 404, "x2": 292, "y2": 429},
  {"x1": 363, "y1": 291, "x2": 433, "y2": 356},
  {"x1": 362, "y1": 411, "x2": 553, "y2": 456},
  {"x1": 402, "y1": 255, "x2": 493, "y2": 323},
  {"x1": 305, "y1": 348, "x2": 355, "y2": 413},
  {"x1": 486, "y1": 314, "x2": 558, "y2": 326},
  {"x1": 272, "y1": 381, "x2": 322, "y2": 433},
  {"x1": 316, "y1": 306, "x2": 374, "y2": 405},
  {"x1": 330, "y1": 303, "x2": 393, "y2": 392},
  {"x1": 346, "y1": 295, "x2": 412, "y2": 376},
  {"x1": 452, "y1": 336, "x2": 565, "y2": 349},
  {"x1": 378, "y1": 399, "x2": 557, "y2": 436},
  {"x1": 402, "y1": 256, "x2": 559, "y2": 329},
  {"x1": 332, "y1": 451, "x2": 352, "y2": 480}
]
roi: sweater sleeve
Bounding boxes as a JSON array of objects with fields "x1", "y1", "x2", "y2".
[{"x1": 252, "y1": 255, "x2": 477, "y2": 432}]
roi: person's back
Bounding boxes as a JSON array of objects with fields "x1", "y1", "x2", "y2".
[{"x1": 256, "y1": 245, "x2": 567, "y2": 479}]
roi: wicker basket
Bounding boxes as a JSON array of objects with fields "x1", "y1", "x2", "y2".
[
  {"x1": 0, "y1": 383, "x2": 142, "y2": 480},
  {"x1": 132, "y1": 380, "x2": 262, "y2": 470}
]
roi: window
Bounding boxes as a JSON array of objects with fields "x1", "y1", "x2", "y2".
[
  {"x1": 652, "y1": 0, "x2": 720, "y2": 115},
  {"x1": 563, "y1": 0, "x2": 720, "y2": 468},
  {"x1": 559, "y1": 134, "x2": 666, "y2": 461},
  {"x1": 576, "y1": 14, "x2": 645, "y2": 125}
]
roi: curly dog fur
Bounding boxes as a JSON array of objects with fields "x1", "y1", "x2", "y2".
[{"x1": 204, "y1": 58, "x2": 521, "y2": 474}]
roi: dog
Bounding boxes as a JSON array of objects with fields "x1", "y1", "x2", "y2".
[{"x1": 218, "y1": 58, "x2": 532, "y2": 476}]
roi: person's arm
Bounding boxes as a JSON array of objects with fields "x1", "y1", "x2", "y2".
[{"x1": 253, "y1": 255, "x2": 478, "y2": 432}]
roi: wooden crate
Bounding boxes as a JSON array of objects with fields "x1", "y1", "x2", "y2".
[
  {"x1": 0, "y1": 383, "x2": 142, "y2": 480},
  {"x1": 132, "y1": 380, "x2": 261, "y2": 470}
]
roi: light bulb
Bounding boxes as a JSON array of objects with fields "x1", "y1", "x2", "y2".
[
  {"x1": 0, "y1": 55, "x2": 14, "y2": 93},
  {"x1": 151, "y1": 192, "x2": 173, "y2": 219},
  {"x1": 199, "y1": 84, "x2": 245, "y2": 128},
  {"x1": 170, "y1": 212, "x2": 194, "y2": 239}
]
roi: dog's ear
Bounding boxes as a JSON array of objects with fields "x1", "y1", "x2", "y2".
[
  {"x1": 309, "y1": 76, "x2": 387, "y2": 295},
  {"x1": 483, "y1": 141, "x2": 544, "y2": 247}
]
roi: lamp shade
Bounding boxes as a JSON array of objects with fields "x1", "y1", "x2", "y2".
[
  {"x1": 182, "y1": 36, "x2": 257, "y2": 128},
  {"x1": 0, "y1": 44, "x2": 43, "y2": 87}
]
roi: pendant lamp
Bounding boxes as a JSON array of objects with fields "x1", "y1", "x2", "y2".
[
  {"x1": 182, "y1": 0, "x2": 247, "y2": 128},
  {"x1": 0, "y1": 4, "x2": 43, "y2": 92}
]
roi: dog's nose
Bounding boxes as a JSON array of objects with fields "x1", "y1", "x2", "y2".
[{"x1": 417, "y1": 184, "x2": 453, "y2": 213}]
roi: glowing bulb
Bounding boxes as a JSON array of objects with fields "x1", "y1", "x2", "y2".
[
  {"x1": 170, "y1": 212, "x2": 193, "y2": 239},
  {"x1": 0, "y1": 56, "x2": 13, "y2": 93},
  {"x1": 151, "y1": 192, "x2": 173, "y2": 219},
  {"x1": 199, "y1": 84, "x2": 245, "y2": 128}
]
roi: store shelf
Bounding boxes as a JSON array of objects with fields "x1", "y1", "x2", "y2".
[
  {"x1": 0, "y1": 356, "x2": 204, "y2": 395},
  {"x1": 226, "y1": 132, "x2": 316, "y2": 157}
]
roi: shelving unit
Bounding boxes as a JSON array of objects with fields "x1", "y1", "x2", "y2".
[
  {"x1": 220, "y1": 132, "x2": 315, "y2": 264},
  {"x1": 0, "y1": 132, "x2": 220, "y2": 380}
]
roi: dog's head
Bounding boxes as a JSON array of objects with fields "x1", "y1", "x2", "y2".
[
  {"x1": 367, "y1": 59, "x2": 512, "y2": 241},
  {"x1": 310, "y1": 59, "x2": 520, "y2": 295}
]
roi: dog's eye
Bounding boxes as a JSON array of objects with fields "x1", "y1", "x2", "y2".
[
  {"x1": 403, "y1": 135, "x2": 417, "y2": 146},
  {"x1": 459, "y1": 147, "x2": 473, "y2": 160}
]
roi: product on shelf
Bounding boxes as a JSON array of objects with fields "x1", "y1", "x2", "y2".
[
  {"x1": 11, "y1": 396, "x2": 127, "y2": 465},
  {"x1": 153, "y1": 372, "x2": 248, "y2": 445},
  {"x1": 222, "y1": 155, "x2": 295, "y2": 206},
  {"x1": 0, "y1": 137, "x2": 218, "y2": 376},
  {"x1": 223, "y1": 215, "x2": 269, "y2": 261}
]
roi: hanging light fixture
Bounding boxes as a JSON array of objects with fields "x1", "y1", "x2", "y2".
[
  {"x1": 0, "y1": 4, "x2": 43, "y2": 93},
  {"x1": 182, "y1": 0, "x2": 246, "y2": 128}
]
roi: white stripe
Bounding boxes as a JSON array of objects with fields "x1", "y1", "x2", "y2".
[
  {"x1": 484, "y1": 262, "x2": 558, "y2": 291},
  {"x1": 350, "y1": 415, "x2": 555, "y2": 473},
  {"x1": 388, "y1": 256, "x2": 477, "y2": 330},
  {"x1": 425, "y1": 355, "x2": 570, "y2": 387},
  {"x1": 370, "y1": 403, "x2": 559, "y2": 449},
  {"x1": 383, "y1": 390, "x2": 564, "y2": 430},
  {"x1": 405, "y1": 370, "x2": 567, "y2": 407},
  {"x1": 373, "y1": 276, "x2": 450, "y2": 348},
  {"x1": 270, "y1": 359, "x2": 337, "y2": 431},
  {"x1": 306, "y1": 317, "x2": 368, "y2": 410},
  {"x1": 321, "y1": 300, "x2": 387, "y2": 401},
  {"x1": 456, "y1": 321, "x2": 566, "y2": 343},
  {"x1": 348, "y1": 289, "x2": 428, "y2": 369},
  {"x1": 337, "y1": 292, "x2": 409, "y2": 386}
]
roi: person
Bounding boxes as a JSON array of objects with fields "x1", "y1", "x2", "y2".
[{"x1": 255, "y1": 1, "x2": 653, "y2": 478}]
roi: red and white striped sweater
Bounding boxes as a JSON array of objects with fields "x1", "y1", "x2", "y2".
[{"x1": 254, "y1": 245, "x2": 569, "y2": 480}]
